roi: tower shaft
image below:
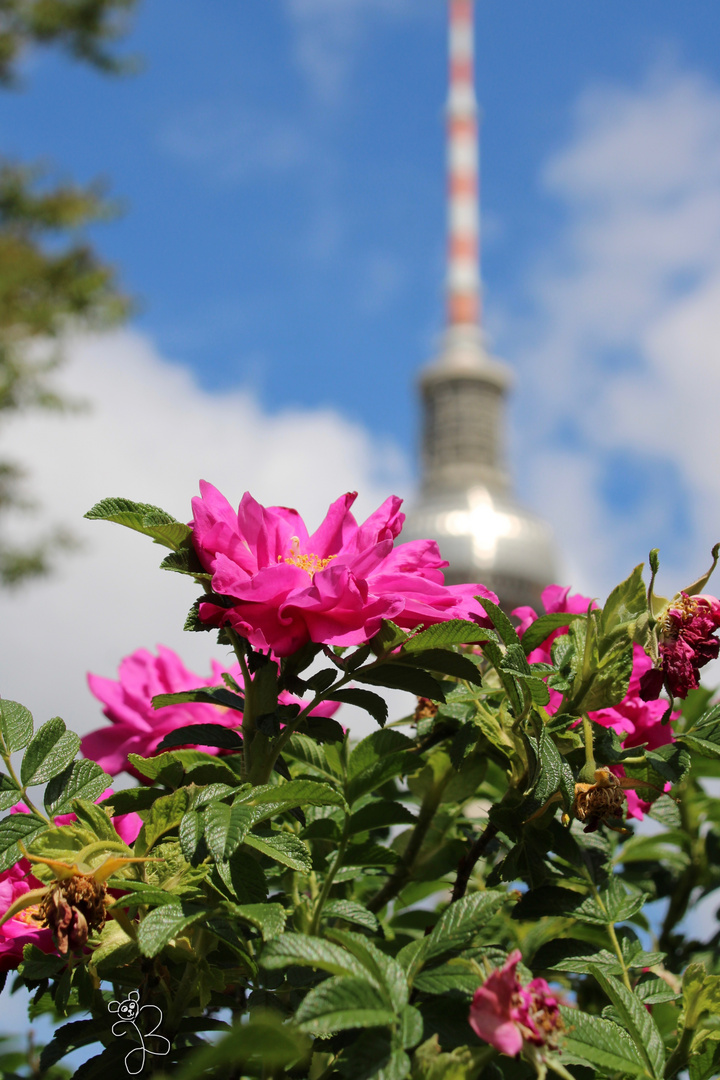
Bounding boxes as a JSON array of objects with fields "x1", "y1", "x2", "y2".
[{"x1": 447, "y1": 0, "x2": 481, "y2": 328}]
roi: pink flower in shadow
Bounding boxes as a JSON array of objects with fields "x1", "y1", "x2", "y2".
[{"x1": 469, "y1": 950, "x2": 563, "y2": 1056}]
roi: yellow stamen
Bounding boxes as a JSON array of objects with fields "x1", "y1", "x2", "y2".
[{"x1": 280, "y1": 536, "x2": 336, "y2": 577}]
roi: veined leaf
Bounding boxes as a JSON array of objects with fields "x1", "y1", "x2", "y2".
[
  {"x1": 404, "y1": 648, "x2": 483, "y2": 685},
  {"x1": 324, "y1": 687, "x2": 388, "y2": 727},
  {"x1": 173, "y1": 1009, "x2": 310, "y2": 1079},
  {"x1": 45, "y1": 760, "x2": 111, "y2": 817},
  {"x1": 20, "y1": 718, "x2": 79, "y2": 787},
  {"x1": 354, "y1": 664, "x2": 446, "y2": 701},
  {"x1": 243, "y1": 831, "x2": 312, "y2": 872},
  {"x1": 261, "y1": 933, "x2": 376, "y2": 983},
  {"x1": 236, "y1": 778, "x2": 347, "y2": 814},
  {"x1": 326, "y1": 928, "x2": 408, "y2": 1007},
  {"x1": 137, "y1": 902, "x2": 206, "y2": 956},
  {"x1": 588, "y1": 966, "x2": 665, "y2": 1079},
  {"x1": 205, "y1": 800, "x2": 255, "y2": 861},
  {"x1": 152, "y1": 686, "x2": 245, "y2": 714},
  {"x1": 295, "y1": 975, "x2": 397, "y2": 1034},
  {"x1": 0, "y1": 812, "x2": 46, "y2": 872},
  {"x1": 135, "y1": 787, "x2": 191, "y2": 855},
  {"x1": 0, "y1": 699, "x2": 33, "y2": 753},
  {"x1": 156, "y1": 723, "x2": 243, "y2": 752},
  {"x1": 559, "y1": 1006, "x2": 648, "y2": 1076},
  {"x1": 520, "y1": 612, "x2": 583, "y2": 656},
  {"x1": 0, "y1": 771, "x2": 22, "y2": 811},
  {"x1": 84, "y1": 497, "x2": 191, "y2": 550},
  {"x1": 403, "y1": 620, "x2": 498, "y2": 652},
  {"x1": 322, "y1": 900, "x2": 379, "y2": 932},
  {"x1": 227, "y1": 902, "x2": 286, "y2": 941}
]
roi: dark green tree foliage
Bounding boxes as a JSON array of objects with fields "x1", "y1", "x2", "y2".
[{"x1": 0, "y1": 0, "x2": 137, "y2": 585}]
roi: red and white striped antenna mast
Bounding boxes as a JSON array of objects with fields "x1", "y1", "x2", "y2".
[{"x1": 446, "y1": 0, "x2": 481, "y2": 329}]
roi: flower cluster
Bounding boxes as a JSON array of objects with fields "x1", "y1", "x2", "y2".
[
  {"x1": 469, "y1": 950, "x2": 563, "y2": 1057},
  {"x1": 191, "y1": 484, "x2": 496, "y2": 655},
  {"x1": 515, "y1": 585, "x2": 675, "y2": 819}
]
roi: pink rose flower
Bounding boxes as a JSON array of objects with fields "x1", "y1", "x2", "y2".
[
  {"x1": 469, "y1": 950, "x2": 563, "y2": 1056},
  {"x1": 640, "y1": 593, "x2": 720, "y2": 701},
  {"x1": 0, "y1": 860, "x2": 55, "y2": 972},
  {"x1": 82, "y1": 645, "x2": 339, "y2": 778},
  {"x1": 191, "y1": 484, "x2": 497, "y2": 656}
]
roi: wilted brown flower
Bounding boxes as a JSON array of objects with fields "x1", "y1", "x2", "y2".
[
  {"x1": 573, "y1": 769, "x2": 626, "y2": 832},
  {"x1": 414, "y1": 697, "x2": 439, "y2": 722},
  {"x1": 39, "y1": 874, "x2": 108, "y2": 955}
]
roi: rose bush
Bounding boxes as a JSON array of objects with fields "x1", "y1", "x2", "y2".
[{"x1": 0, "y1": 489, "x2": 719, "y2": 1080}]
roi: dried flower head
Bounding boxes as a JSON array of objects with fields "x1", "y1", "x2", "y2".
[
  {"x1": 413, "y1": 697, "x2": 439, "y2": 722},
  {"x1": 39, "y1": 874, "x2": 108, "y2": 955},
  {"x1": 573, "y1": 769, "x2": 626, "y2": 832}
]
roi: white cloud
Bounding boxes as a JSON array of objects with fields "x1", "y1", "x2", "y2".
[
  {"x1": 512, "y1": 65, "x2": 720, "y2": 601},
  {"x1": 0, "y1": 329, "x2": 413, "y2": 744},
  {"x1": 285, "y1": 0, "x2": 426, "y2": 103},
  {"x1": 159, "y1": 102, "x2": 310, "y2": 185}
]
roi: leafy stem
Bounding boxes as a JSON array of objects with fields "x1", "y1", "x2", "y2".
[
  {"x1": 0, "y1": 744, "x2": 50, "y2": 824},
  {"x1": 308, "y1": 818, "x2": 350, "y2": 936},
  {"x1": 367, "y1": 764, "x2": 453, "y2": 915}
]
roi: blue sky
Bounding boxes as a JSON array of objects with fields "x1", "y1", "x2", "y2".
[{"x1": 3, "y1": 0, "x2": 718, "y2": 439}]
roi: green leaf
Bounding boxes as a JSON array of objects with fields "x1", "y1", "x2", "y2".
[
  {"x1": 681, "y1": 703, "x2": 720, "y2": 759},
  {"x1": 600, "y1": 564, "x2": 647, "y2": 646},
  {"x1": 39, "y1": 1018, "x2": 109, "y2": 1072},
  {"x1": 244, "y1": 831, "x2": 312, "y2": 872},
  {"x1": 237, "y1": 778, "x2": 348, "y2": 815},
  {"x1": 179, "y1": 809, "x2": 205, "y2": 863},
  {"x1": 0, "y1": 812, "x2": 46, "y2": 871},
  {"x1": 0, "y1": 699, "x2": 33, "y2": 753},
  {"x1": 520, "y1": 612, "x2": 583, "y2": 656},
  {"x1": 338, "y1": 1030, "x2": 410, "y2": 1080},
  {"x1": 18, "y1": 943, "x2": 65, "y2": 980},
  {"x1": 261, "y1": 933, "x2": 375, "y2": 982},
  {"x1": 588, "y1": 966, "x2": 665, "y2": 1078},
  {"x1": 152, "y1": 685, "x2": 245, "y2": 714},
  {"x1": 403, "y1": 620, "x2": 497, "y2": 652},
  {"x1": 370, "y1": 620, "x2": 410, "y2": 654},
  {"x1": 44, "y1": 760, "x2": 112, "y2": 817},
  {"x1": 204, "y1": 801, "x2": 254, "y2": 861},
  {"x1": 98, "y1": 785, "x2": 161, "y2": 815},
  {"x1": 424, "y1": 890, "x2": 507, "y2": 964},
  {"x1": 346, "y1": 730, "x2": 415, "y2": 805},
  {"x1": 216, "y1": 849, "x2": 268, "y2": 904},
  {"x1": 228, "y1": 902, "x2": 286, "y2": 941},
  {"x1": 0, "y1": 771, "x2": 22, "y2": 811},
  {"x1": 295, "y1": 975, "x2": 397, "y2": 1034},
  {"x1": 135, "y1": 787, "x2": 191, "y2": 855},
  {"x1": 159, "y1": 542, "x2": 210, "y2": 578},
  {"x1": 156, "y1": 723, "x2": 243, "y2": 752},
  {"x1": 348, "y1": 801, "x2": 417, "y2": 834},
  {"x1": 325, "y1": 687, "x2": 389, "y2": 727},
  {"x1": 322, "y1": 900, "x2": 379, "y2": 931},
  {"x1": 70, "y1": 799, "x2": 118, "y2": 842},
  {"x1": 559, "y1": 1006, "x2": 648, "y2": 1076},
  {"x1": 84, "y1": 496, "x2": 191, "y2": 550},
  {"x1": 136, "y1": 901, "x2": 205, "y2": 956},
  {"x1": 413, "y1": 961, "x2": 480, "y2": 997},
  {"x1": 174, "y1": 1009, "x2": 310, "y2": 1080},
  {"x1": 573, "y1": 878, "x2": 646, "y2": 926},
  {"x1": 404, "y1": 649, "x2": 483, "y2": 685},
  {"x1": 20, "y1": 718, "x2": 79, "y2": 786},
  {"x1": 354, "y1": 664, "x2": 446, "y2": 701},
  {"x1": 327, "y1": 928, "x2": 408, "y2": 1006},
  {"x1": 476, "y1": 596, "x2": 520, "y2": 646}
]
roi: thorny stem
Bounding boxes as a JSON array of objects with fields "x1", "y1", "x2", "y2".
[
  {"x1": 366, "y1": 769, "x2": 453, "y2": 915},
  {"x1": 451, "y1": 821, "x2": 499, "y2": 904}
]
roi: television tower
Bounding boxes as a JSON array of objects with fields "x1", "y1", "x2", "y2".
[{"x1": 401, "y1": 0, "x2": 556, "y2": 613}]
